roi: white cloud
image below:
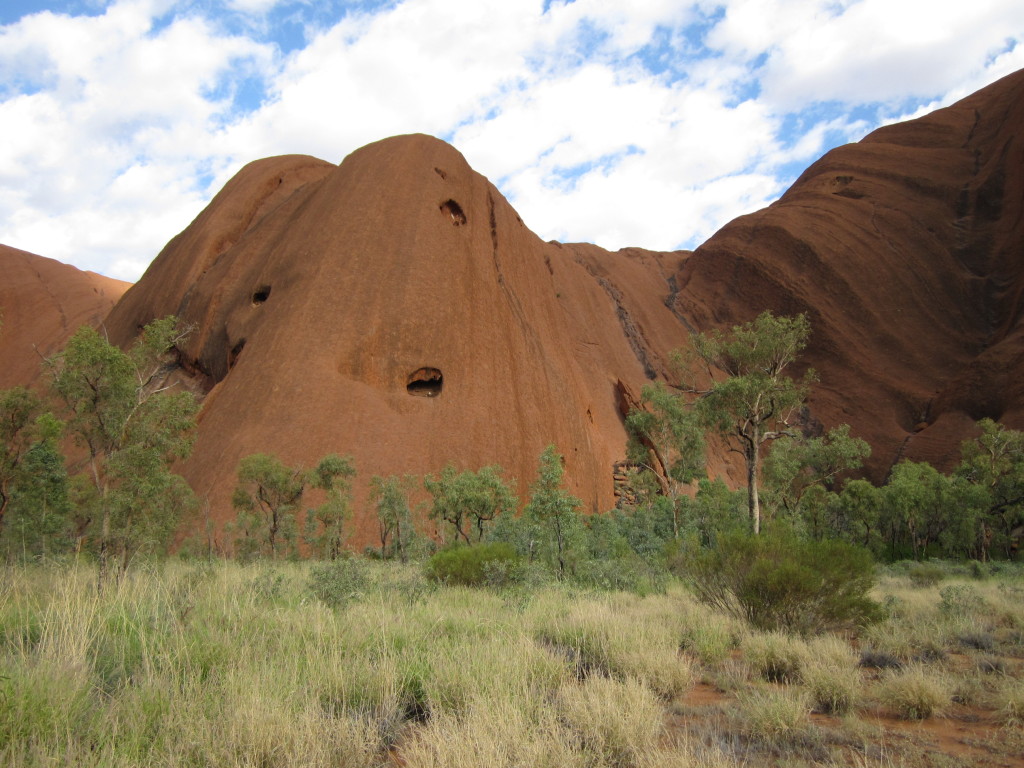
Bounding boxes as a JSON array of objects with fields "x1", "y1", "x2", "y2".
[
  {"x1": 0, "y1": 0, "x2": 1022, "y2": 280},
  {"x1": 226, "y1": 0, "x2": 285, "y2": 14},
  {"x1": 709, "y1": 0, "x2": 1024, "y2": 109},
  {"x1": 0, "y1": 0, "x2": 275, "y2": 280}
]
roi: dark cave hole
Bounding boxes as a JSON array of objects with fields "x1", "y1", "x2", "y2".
[
  {"x1": 407, "y1": 367, "x2": 443, "y2": 397},
  {"x1": 228, "y1": 339, "x2": 246, "y2": 370},
  {"x1": 440, "y1": 199, "x2": 466, "y2": 226},
  {"x1": 251, "y1": 285, "x2": 271, "y2": 306}
]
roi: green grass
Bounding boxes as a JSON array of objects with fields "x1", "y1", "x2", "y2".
[{"x1": 1, "y1": 558, "x2": 1023, "y2": 767}]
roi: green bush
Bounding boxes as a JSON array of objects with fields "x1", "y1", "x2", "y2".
[
  {"x1": 425, "y1": 543, "x2": 519, "y2": 586},
  {"x1": 907, "y1": 561, "x2": 946, "y2": 588},
  {"x1": 680, "y1": 528, "x2": 883, "y2": 635},
  {"x1": 938, "y1": 584, "x2": 987, "y2": 617},
  {"x1": 307, "y1": 558, "x2": 371, "y2": 608},
  {"x1": 572, "y1": 553, "x2": 668, "y2": 596}
]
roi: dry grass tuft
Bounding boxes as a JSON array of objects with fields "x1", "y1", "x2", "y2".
[
  {"x1": 741, "y1": 631, "x2": 807, "y2": 684},
  {"x1": 556, "y1": 676, "x2": 663, "y2": 767},
  {"x1": 878, "y1": 664, "x2": 950, "y2": 720},
  {"x1": 733, "y1": 686, "x2": 812, "y2": 745}
]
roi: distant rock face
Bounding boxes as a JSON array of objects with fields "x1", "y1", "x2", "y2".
[
  {"x1": 0, "y1": 245, "x2": 129, "y2": 389},
  {"x1": 104, "y1": 136, "x2": 689, "y2": 542},
  {"x1": 6, "y1": 68, "x2": 1024, "y2": 545},
  {"x1": 672, "y1": 68, "x2": 1024, "y2": 479}
]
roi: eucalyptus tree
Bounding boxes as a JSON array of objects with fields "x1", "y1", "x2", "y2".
[
  {"x1": 524, "y1": 445, "x2": 583, "y2": 577},
  {"x1": 48, "y1": 317, "x2": 198, "y2": 583},
  {"x1": 689, "y1": 312, "x2": 814, "y2": 534},
  {"x1": 232, "y1": 452, "x2": 355, "y2": 560},
  {"x1": 369, "y1": 473, "x2": 416, "y2": 561},
  {"x1": 424, "y1": 464, "x2": 517, "y2": 544}
]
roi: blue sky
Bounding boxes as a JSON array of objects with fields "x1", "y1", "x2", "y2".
[{"x1": 1, "y1": 0, "x2": 1023, "y2": 281}]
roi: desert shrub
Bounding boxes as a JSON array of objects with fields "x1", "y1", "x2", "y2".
[
  {"x1": 938, "y1": 584, "x2": 987, "y2": 617},
  {"x1": 879, "y1": 665, "x2": 949, "y2": 720},
  {"x1": 375, "y1": 563, "x2": 438, "y2": 606},
  {"x1": 246, "y1": 568, "x2": 286, "y2": 601},
  {"x1": 968, "y1": 559, "x2": 990, "y2": 579},
  {"x1": 572, "y1": 553, "x2": 667, "y2": 596},
  {"x1": 425, "y1": 543, "x2": 519, "y2": 586},
  {"x1": 907, "y1": 561, "x2": 946, "y2": 588},
  {"x1": 681, "y1": 529, "x2": 883, "y2": 634},
  {"x1": 957, "y1": 631, "x2": 996, "y2": 651},
  {"x1": 858, "y1": 649, "x2": 903, "y2": 670},
  {"x1": 307, "y1": 557, "x2": 371, "y2": 608},
  {"x1": 976, "y1": 656, "x2": 1006, "y2": 675}
]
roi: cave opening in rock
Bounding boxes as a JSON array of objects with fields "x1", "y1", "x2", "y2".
[
  {"x1": 407, "y1": 367, "x2": 443, "y2": 397},
  {"x1": 251, "y1": 286, "x2": 271, "y2": 305},
  {"x1": 440, "y1": 200, "x2": 466, "y2": 226}
]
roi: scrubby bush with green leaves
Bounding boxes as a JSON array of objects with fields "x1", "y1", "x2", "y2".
[
  {"x1": 307, "y1": 557, "x2": 372, "y2": 608},
  {"x1": 907, "y1": 561, "x2": 946, "y2": 587},
  {"x1": 424, "y1": 464, "x2": 517, "y2": 545},
  {"x1": 680, "y1": 527, "x2": 883, "y2": 634},
  {"x1": 424, "y1": 542, "x2": 520, "y2": 586},
  {"x1": 230, "y1": 452, "x2": 356, "y2": 561}
]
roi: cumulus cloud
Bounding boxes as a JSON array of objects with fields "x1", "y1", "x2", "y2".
[{"x1": 0, "y1": 0, "x2": 1022, "y2": 280}]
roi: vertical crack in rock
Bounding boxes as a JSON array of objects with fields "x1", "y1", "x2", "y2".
[
  {"x1": 572, "y1": 253, "x2": 658, "y2": 379},
  {"x1": 663, "y1": 274, "x2": 697, "y2": 334},
  {"x1": 33, "y1": 267, "x2": 69, "y2": 332},
  {"x1": 487, "y1": 190, "x2": 546, "y2": 362},
  {"x1": 228, "y1": 339, "x2": 246, "y2": 370}
]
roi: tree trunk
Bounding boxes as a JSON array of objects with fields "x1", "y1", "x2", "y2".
[
  {"x1": 746, "y1": 442, "x2": 761, "y2": 535},
  {"x1": 396, "y1": 519, "x2": 407, "y2": 563},
  {"x1": 269, "y1": 510, "x2": 279, "y2": 559},
  {"x1": 555, "y1": 516, "x2": 565, "y2": 577},
  {"x1": 92, "y1": 456, "x2": 110, "y2": 590},
  {"x1": 98, "y1": 506, "x2": 111, "y2": 590}
]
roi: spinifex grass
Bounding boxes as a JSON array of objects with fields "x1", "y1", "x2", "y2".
[
  {"x1": 2, "y1": 559, "x2": 1023, "y2": 767},
  {"x1": 0, "y1": 560, "x2": 709, "y2": 767}
]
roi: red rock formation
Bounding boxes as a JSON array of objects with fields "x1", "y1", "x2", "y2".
[
  {"x1": 672, "y1": 68, "x2": 1024, "y2": 480},
  {"x1": 104, "y1": 136, "x2": 687, "y2": 543},
  {"x1": 0, "y1": 245, "x2": 129, "y2": 389},
  {"x1": 5, "y1": 69, "x2": 1024, "y2": 544}
]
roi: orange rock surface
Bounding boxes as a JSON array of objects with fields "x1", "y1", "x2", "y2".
[
  {"x1": 0, "y1": 244, "x2": 129, "y2": 389},
  {"x1": 673, "y1": 68, "x2": 1024, "y2": 480},
  {"x1": 103, "y1": 137, "x2": 687, "y2": 542}
]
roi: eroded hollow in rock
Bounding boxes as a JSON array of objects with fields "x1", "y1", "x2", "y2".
[
  {"x1": 251, "y1": 285, "x2": 271, "y2": 306},
  {"x1": 407, "y1": 367, "x2": 443, "y2": 397},
  {"x1": 440, "y1": 200, "x2": 466, "y2": 226},
  {"x1": 228, "y1": 339, "x2": 246, "y2": 370}
]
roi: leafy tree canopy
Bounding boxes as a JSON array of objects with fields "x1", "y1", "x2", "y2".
[
  {"x1": 425, "y1": 463, "x2": 517, "y2": 545},
  {"x1": 47, "y1": 318, "x2": 197, "y2": 581}
]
